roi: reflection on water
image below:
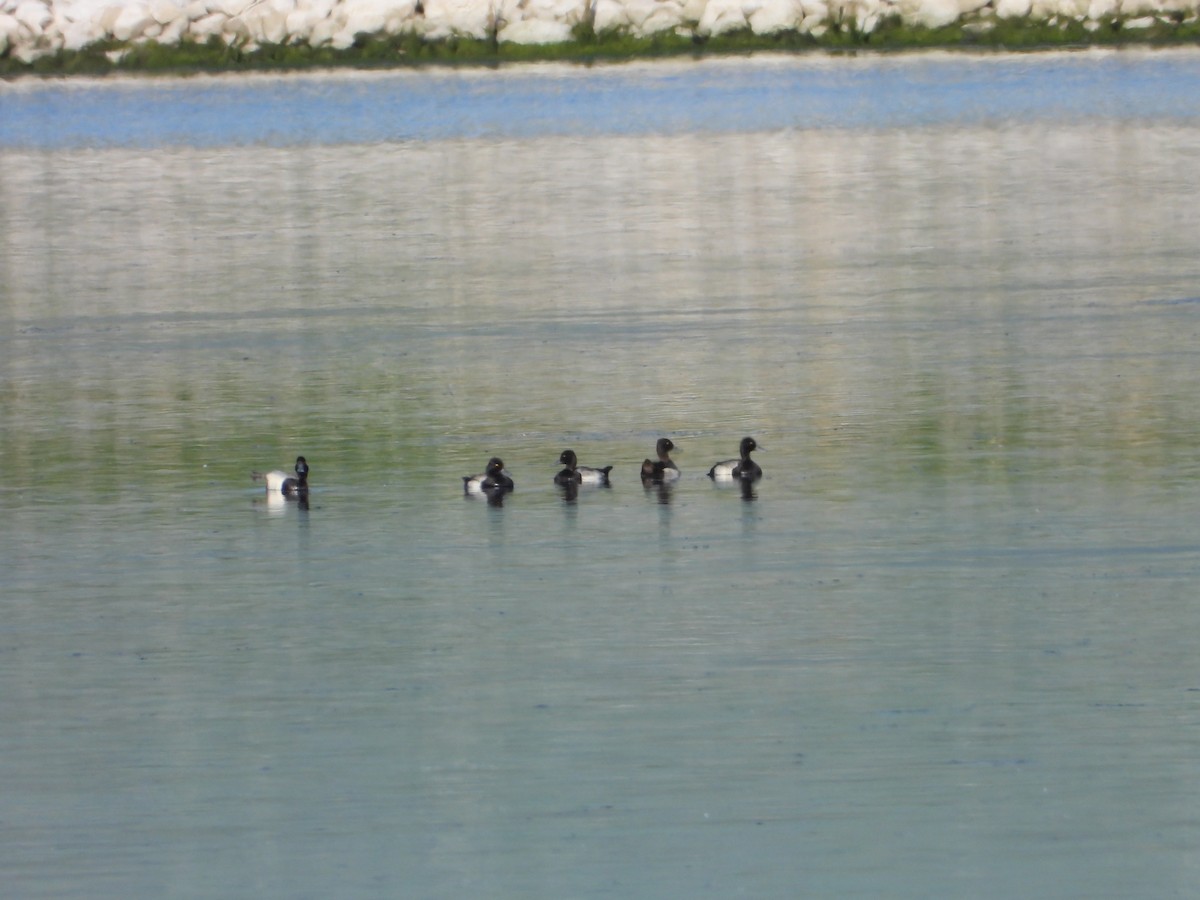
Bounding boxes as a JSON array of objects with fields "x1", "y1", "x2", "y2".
[{"x1": 3, "y1": 60, "x2": 1200, "y2": 898}]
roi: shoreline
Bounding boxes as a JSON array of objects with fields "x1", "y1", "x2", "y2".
[
  {"x1": 3, "y1": 41, "x2": 1200, "y2": 84},
  {"x1": 2, "y1": 0, "x2": 1199, "y2": 78}
]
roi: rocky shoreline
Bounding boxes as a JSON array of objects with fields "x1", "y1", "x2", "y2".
[{"x1": 1, "y1": 0, "x2": 1198, "y2": 69}]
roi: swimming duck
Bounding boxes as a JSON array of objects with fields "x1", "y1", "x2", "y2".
[
  {"x1": 640, "y1": 438, "x2": 680, "y2": 483},
  {"x1": 708, "y1": 437, "x2": 762, "y2": 481},
  {"x1": 252, "y1": 456, "x2": 309, "y2": 495},
  {"x1": 464, "y1": 457, "x2": 514, "y2": 495},
  {"x1": 554, "y1": 449, "x2": 613, "y2": 486}
]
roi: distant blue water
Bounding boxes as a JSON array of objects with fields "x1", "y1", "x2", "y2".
[{"x1": 2, "y1": 49, "x2": 1200, "y2": 149}]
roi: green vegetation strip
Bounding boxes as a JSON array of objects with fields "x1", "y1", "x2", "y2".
[{"x1": 4, "y1": 17, "x2": 1200, "y2": 77}]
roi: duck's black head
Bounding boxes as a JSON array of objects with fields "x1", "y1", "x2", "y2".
[
  {"x1": 559, "y1": 449, "x2": 578, "y2": 468},
  {"x1": 294, "y1": 456, "x2": 309, "y2": 483},
  {"x1": 656, "y1": 438, "x2": 675, "y2": 458},
  {"x1": 486, "y1": 457, "x2": 506, "y2": 476},
  {"x1": 739, "y1": 437, "x2": 757, "y2": 457}
]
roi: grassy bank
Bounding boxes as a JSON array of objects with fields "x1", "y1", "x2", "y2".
[{"x1": 4, "y1": 16, "x2": 1200, "y2": 78}]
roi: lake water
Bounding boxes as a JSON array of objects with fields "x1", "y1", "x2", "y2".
[{"x1": 3, "y1": 49, "x2": 1200, "y2": 898}]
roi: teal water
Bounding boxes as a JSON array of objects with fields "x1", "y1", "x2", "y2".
[
  {"x1": 3, "y1": 49, "x2": 1200, "y2": 148},
  {"x1": 3, "y1": 52, "x2": 1200, "y2": 898}
]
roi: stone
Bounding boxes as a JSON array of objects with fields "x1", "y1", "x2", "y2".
[
  {"x1": 244, "y1": 4, "x2": 288, "y2": 39},
  {"x1": 307, "y1": 11, "x2": 341, "y2": 40},
  {"x1": 0, "y1": 12, "x2": 15, "y2": 53},
  {"x1": 285, "y1": 6, "x2": 324, "y2": 37},
  {"x1": 97, "y1": 3, "x2": 123, "y2": 32},
  {"x1": 112, "y1": 2, "x2": 157, "y2": 38},
  {"x1": 421, "y1": 0, "x2": 492, "y2": 38},
  {"x1": 592, "y1": 0, "x2": 629, "y2": 30},
  {"x1": 498, "y1": 16, "x2": 572, "y2": 40},
  {"x1": 994, "y1": 0, "x2": 1030, "y2": 17},
  {"x1": 149, "y1": 0, "x2": 185, "y2": 24},
  {"x1": 188, "y1": 10, "x2": 228, "y2": 36},
  {"x1": 159, "y1": 13, "x2": 189, "y2": 38},
  {"x1": 696, "y1": 0, "x2": 748, "y2": 34},
  {"x1": 637, "y1": 2, "x2": 684, "y2": 32},
  {"x1": 905, "y1": 0, "x2": 960, "y2": 26},
  {"x1": 748, "y1": 0, "x2": 803, "y2": 32},
  {"x1": 61, "y1": 16, "x2": 102, "y2": 48},
  {"x1": 340, "y1": 0, "x2": 391, "y2": 35},
  {"x1": 13, "y1": 0, "x2": 51, "y2": 31}
]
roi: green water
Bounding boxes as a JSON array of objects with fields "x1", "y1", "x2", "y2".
[{"x1": 3, "y1": 77, "x2": 1200, "y2": 897}]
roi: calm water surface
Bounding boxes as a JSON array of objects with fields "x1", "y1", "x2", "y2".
[{"x1": 3, "y1": 51, "x2": 1200, "y2": 898}]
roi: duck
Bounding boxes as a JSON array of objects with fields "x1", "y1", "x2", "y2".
[
  {"x1": 252, "y1": 456, "x2": 309, "y2": 495},
  {"x1": 554, "y1": 449, "x2": 613, "y2": 486},
  {"x1": 708, "y1": 437, "x2": 762, "y2": 482},
  {"x1": 463, "y1": 457, "x2": 514, "y2": 495},
  {"x1": 640, "y1": 437, "x2": 680, "y2": 483}
]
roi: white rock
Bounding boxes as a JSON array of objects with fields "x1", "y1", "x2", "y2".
[
  {"x1": 13, "y1": 0, "x2": 51, "y2": 31},
  {"x1": 340, "y1": 0, "x2": 391, "y2": 35},
  {"x1": 498, "y1": 16, "x2": 572, "y2": 40},
  {"x1": 696, "y1": 0, "x2": 748, "y2": 34},
  {"x1": 422, "y1": 0, "x2": 492, "y2": 38},
  {"x1": 13, "y1": 39, "x2": 45, "y2": 61},
  {"x1": 308, "y1": 11, "x2": 341, "y2": 41},
  {"x1": 243, "y1": 4, "x2": 288, "y2": 39},
  {"x1": 113, "y1": 2, "x2": 157, "y2": 38},
  {"x1": 903, "y1": 0, "x2": 960, "y2": 26},
  {"x1": 1087, "y1": 0, "x2": 1117, "y2": 17},
  {"x1": 305, "y1": 0, "x2": 341, "y2": 19},
  {"x1": 546, "y1": 0, "x2": 588, "y2": 24},
  {"x1": 748, "y1": 0, "x2": 803, "y2": 32},
  {"x1": 185, "y1": 0, "x2": 208, "y2": 18},
  {"x1": 222, "y1": 12, "x2": 250, "y2": 39},
  {"x1": 637, "y1": 3, "x2": 684, "y2": 32},
  {"x1": 188, "y1": 9, "x2": 228, "y2": 35},
  {"x1": 592, "y1": 0, "x2": 629, "y2": 30},
  {"x1": 0, "y1": 12, "x2": 14, "y2": 53},
  {"x1": 209, "y1": 0, "x2": 255, "y2": 17},
  {"x1": 159, "y1": 13, "x2": 189, "y2": 39},
  {"x1": 994, "y1": 0, "x2": 1030, "y2": 16},
  {"x1": 383, "y1": 5, "x2": 416, "y2": 30},
  {"x1": 149, "y1": 0, "x2": 185, "y2": 24},
  {"x1": 96, "y1": 3, "x2": 122, "y2": 32},
  {"x1": 622, "y1": 0, "x2": 662, "y2": 28},
  {"x1": 285, "y1": 5, "x2": 324, "y2": 36},
  {"x1": 1123, "y1": 13, "x2": 1156, "y2": 24}
]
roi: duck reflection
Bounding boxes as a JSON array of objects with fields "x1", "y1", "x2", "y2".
[
  {"x1": 260, "y1": 490, "x2": 311, "y2": 514},
  {"x1": 642, "y1": 479, "x2": 675, "y2": 505}
]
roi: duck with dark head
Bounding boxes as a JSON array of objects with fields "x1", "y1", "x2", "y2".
[
  {"x1": 464, "y1": 457, "x2": 514, "y2": 497},
  {"x1": 554, "y1": 449, "x2": 613, "y2": 487},
  {"x1": 708, "y1": 437, "x2": 763, "y2": 482},
  {"x1": 252, "y1": 456, "x2": 310, "y2": 497},
  {"x1": 640, "y1": 437, "x2": 680, "y2": 484}
]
